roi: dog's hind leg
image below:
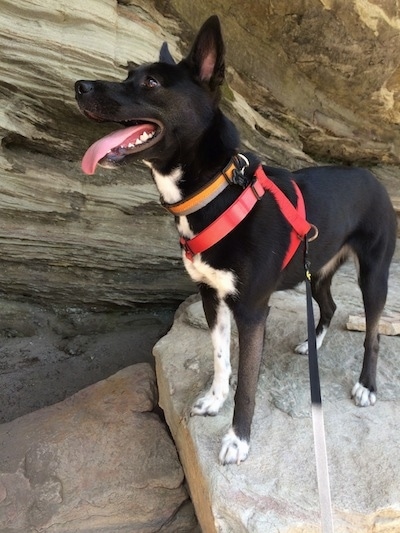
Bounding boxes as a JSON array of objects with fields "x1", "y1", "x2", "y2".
[
  {"x1": 351, "y1": 257, "x2": 390, "y2": 407},
  {"x1": 191, "y1": 286, "x2": 232, "y2": 417},
  {"x1": 219, "y1": 305, "x2": 269, "y2": 465},
  {"x1": 295, "y1": 271, "x2": 337, "y2": 355}
]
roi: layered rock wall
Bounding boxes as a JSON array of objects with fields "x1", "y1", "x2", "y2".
[
  {"x1": 170, "y1": 0, "x2": 400, "y2": 164},
  {"x1": 0, "y1": 0, "x2": 193, "y2": 308},
  {"x1": 0, "y1": 0, "x2": 398, "y2": 307}
]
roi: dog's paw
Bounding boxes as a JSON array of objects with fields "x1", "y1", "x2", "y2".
[
  {"x1": 190, "y1": 388, "x2": 228, "y2": 417},
  {"x1": 294, "y1": 340, "x2": 309, "y2": 355},
  {"x1": 219, "y1": 429, "x2": 249, "y2": 465},
  {"x1": 351, "y1": 382, "x2": 377, "y2": 407},
  {"x1": 294, "y1": 327, "x2": 328, "y2": 355}
]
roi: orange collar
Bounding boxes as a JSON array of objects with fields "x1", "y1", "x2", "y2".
[{"x1": 162, "y1": 154, "x2": 249, "y2": 216}]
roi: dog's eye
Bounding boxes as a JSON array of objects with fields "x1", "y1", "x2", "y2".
[{"x1": 142, "y1": 76, "x2": 160, "y2": 89}]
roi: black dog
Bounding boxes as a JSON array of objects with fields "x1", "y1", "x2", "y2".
[{"x1": 75, "y1": 16, "x2": 397, "y2": 464}]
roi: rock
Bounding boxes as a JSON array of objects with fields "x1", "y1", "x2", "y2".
[
  {"x1": 347, "y1": 311, "x2": 400, "y2": 336},
  {"x1": 154, "y1": 246, "x2": 400, "y2": 532},
  {"x1": 0, "y1": 1, "x2": 399, "y2": 308},
  {"x1": 0, "y1": 0, "x2": 194, "y2": 308},
  {"x1": 168, "y1": 0, "x2": 400, "y2": 165},
  {"x1": 0, "y1": 363, "x2": 199, "y2": 532}
]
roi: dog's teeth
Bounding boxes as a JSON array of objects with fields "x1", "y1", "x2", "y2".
[{"x1": 123, "y1": 130, "x2": 156, "y2": 150}]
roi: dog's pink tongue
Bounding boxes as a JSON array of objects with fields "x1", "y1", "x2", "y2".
[{"x1": 81, "y1": 124, "x2": 155, "y2": 175}]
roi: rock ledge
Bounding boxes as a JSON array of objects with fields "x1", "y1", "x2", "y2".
[{"x1": 154, "y1": 254, "x2": 400, "y2": 532}]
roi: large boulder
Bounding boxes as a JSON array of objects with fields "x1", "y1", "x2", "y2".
[
  {"x1": 0, "y1": 363, "x2": 199, "y2": 532},
  {"x1": 154, "y1": 248, "x2": 400, "y2": 532}
]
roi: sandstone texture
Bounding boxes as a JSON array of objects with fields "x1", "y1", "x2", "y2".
[
  {"x1": 0, "y1": 0, "x2": 399, "y2": 308},
  {"x1": 0, "y1": 0, "x2": 194, "y2": 308},
  {"x1": 171, "y1": 0, "x2": 400, "y2": 165},
  {"x1": 0, "y1": 363, "x2": 199, "y2": 532},
  {"x1": 154, "y1": 245, "x2": 400, "y2": 532}
]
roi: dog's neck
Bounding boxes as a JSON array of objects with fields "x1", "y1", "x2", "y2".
[
  {"x1": 144, "y1": 163, "x2": 183, "y2": 204},
  {"x1": 146, "y1": 110, "x2": 242, "y2": 205}
]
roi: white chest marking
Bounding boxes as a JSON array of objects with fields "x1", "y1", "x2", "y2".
[
  {"x1": 183, "y1": 253, "x2": 237, "y2": 299},
  {"x1": 146, "y1": 167, "x2": 236, "y2": 299},
  {"x1": 176, "y1": 216, "x2": 194, "y2": 239},
  {"x1": 146, "y1": 163, "x2": 183, "y2": 204},
  {"x1": 177, "y1": 215, "x2": 237, "y2": 298}
]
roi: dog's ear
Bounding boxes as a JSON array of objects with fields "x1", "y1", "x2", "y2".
[
  {"x1": 159, "y1": 42, "x2": 176, "y2": 65},
  {"x1": 184, "y1": 15, "x2": 225, "y2": 90}
]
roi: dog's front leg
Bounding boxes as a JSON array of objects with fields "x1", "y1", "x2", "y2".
[
  {"x1": 219, "y1": 307, "x2": 269, "y2": 465},
  {"x1": 191, "y1": 286, "x2": 231, "y2": 417}
]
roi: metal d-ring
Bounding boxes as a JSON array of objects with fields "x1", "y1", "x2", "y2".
[
  {"x1": 308, "y1": 224, "x2": 319, "y2": 242},
  {"x1": 237, "y1": 153, "x2": 250, "y2": 170}
]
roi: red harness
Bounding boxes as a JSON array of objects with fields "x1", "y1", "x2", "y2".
[{"x1": 179, "y1": 164, "x2": 313, "y2": 270}]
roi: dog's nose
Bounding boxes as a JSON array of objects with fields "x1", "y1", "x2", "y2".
[{"x1": 75, "y1": 80, "x2": 94, "y2": 95}]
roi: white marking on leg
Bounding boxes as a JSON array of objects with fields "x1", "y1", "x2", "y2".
[
  {"x1": 191, "y1": 301, "x2": 231, "y2": 416},
  {"x1": 219, "y1": 428, "x2": 249, "y2": 465},
  {"x1": 295, "y1": 326, "x2": 328, "y2": 355},
  {"x1": 351, "y1": 382, "x2": 377, "y2": 407}
]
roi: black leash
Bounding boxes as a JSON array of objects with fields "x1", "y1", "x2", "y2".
[{"x1": 304, "y1": 237, "x2": 334, "y2": 532}]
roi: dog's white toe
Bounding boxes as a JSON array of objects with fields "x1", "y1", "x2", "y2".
[
  {"x1": 295, "y1": 327, "x2": 328, "y2": 355},
  {"x1": 219, "y1": 429, "x2": 249, "y2": 465},
  {"x1": 351, "y1": 381, "x2": 376, "y2": 407},
  {"x1": 294, "y1": 340, "x2": 309, "y2": 355},
  {"x1": 191, "y1": 389, "x2": 228, "y2": 417}
]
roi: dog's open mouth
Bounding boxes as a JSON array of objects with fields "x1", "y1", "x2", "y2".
[{"x1": 81, "y1": 119, "x2": 163, "y2": 175}]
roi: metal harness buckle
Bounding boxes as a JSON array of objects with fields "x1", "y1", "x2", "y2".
[{"x1": 250, "y1": 178, "x2": 263, "y2": 201}]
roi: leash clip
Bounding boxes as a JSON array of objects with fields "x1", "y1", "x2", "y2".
[{"x1": 231, "y1": 153, "x2": 250, "y2": 188}]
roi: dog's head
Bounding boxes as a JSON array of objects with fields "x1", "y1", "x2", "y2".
[{"x1": 75, "y1": 15, "x2": 225, "y2": 174}]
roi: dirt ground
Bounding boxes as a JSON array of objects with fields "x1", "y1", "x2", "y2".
[{"x1": 0, "y1": 300, "x2": 175, "y2": 423}]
